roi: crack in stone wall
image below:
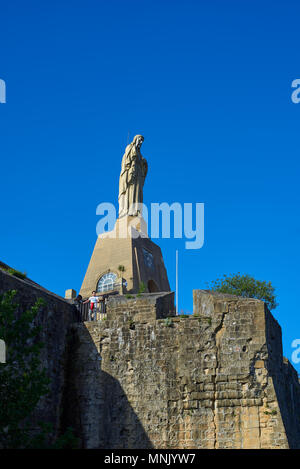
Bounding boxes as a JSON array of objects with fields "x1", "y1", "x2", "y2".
[
  {"x1": 64, "y1": 291, "x2": 300, "y2": 449},
  {"x1": 4, "y1": 270, "x2": 299, "y2": 449},
  {"x1": 211, "y1": 309, "x2": 228, "y2": 448}
]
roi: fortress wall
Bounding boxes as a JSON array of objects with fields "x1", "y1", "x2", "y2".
[
  {"x1": 107, "y1": 292, "x2": 175, "y2": 322},
  {"x1": 0, "y1": 269, "x2": 77, "y2": 440},
  {"x1": 66, "y1": 291, "x2": 300, "y2": 449},
  {"x1": 264, "y1": 308, "x2": 300, "y2": 449},
  {"x1": 1, "y1": 268, "x2": 299, "y2": 449}
]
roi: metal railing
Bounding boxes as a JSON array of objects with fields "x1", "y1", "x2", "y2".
[
  {"x1": 74, "y1": 290, "x2": 120, "y2": 322},
  {"x1": 75, "y1": 300, "x2": 107, "y2": 322}
]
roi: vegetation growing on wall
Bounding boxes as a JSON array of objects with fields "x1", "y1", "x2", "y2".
[
  {"x1": 207, "y1": 273, "x2": 278, "y2": 310},
  {"x1": 0, "y1": 267, "x2": 27, "y2": 280},
  {"x1": 0, "y1": 290, "x2": 78, "y2": 449}
]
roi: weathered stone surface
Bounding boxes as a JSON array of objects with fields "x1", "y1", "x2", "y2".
[
  {"x1": 1, "y1": 270, "x2": 300, "y2": 450},
  {"x1": 0, "y1": 268, "x2": 77, "y2": 441},
  {"x1": 118, "y1": 135, "x2": 147, "y2": 218},
  {"x1": 64, "y1": 290, "x2": 300, "y2": 449}
]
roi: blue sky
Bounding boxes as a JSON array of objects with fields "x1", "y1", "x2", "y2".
[{"x1": 1, "y1": 0, "x2": 300, "y2": 370}]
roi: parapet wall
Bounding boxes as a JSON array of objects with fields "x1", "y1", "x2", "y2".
[
  {"x1": 65, "y1": 290, "x2": 300, "y2": 449},
  {"x1": 1, "y1": 270, "x2": 299, "y2": 449},
  {"x1": 107, "y1": 292, "x2": 175, "y2": 322},
  {"x1": 0, "y1": 269, "x2": 77, "y2": 440}
]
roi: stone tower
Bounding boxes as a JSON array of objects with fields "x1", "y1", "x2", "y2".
[{"x1": 79, "y1": 136, "x2": 170, "y2": 298}]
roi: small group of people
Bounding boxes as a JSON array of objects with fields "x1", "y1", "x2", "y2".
[{"x1": 74, "y1": 291, "x2": 106, "y2": 321}]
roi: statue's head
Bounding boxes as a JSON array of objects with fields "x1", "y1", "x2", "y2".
[{"x1": 133, "y1": 134, "x2": 144, "y2": 149}]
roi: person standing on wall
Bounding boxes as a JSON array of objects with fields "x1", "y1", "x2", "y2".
[
  {"x1": 83, "y1": 291, "x2": 99, "y2": 321},
  {"x1": 74, "y1": 294, "x2": 83, "y2": 321}
]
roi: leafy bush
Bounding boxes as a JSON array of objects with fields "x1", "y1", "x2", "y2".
[{"x1": 207, "y1": 273, "x2": 278, "y2": 310}]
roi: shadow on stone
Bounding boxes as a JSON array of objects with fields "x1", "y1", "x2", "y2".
[
  {"x1": 264, "y1": 306, "x2": 300, "y2": 449},
  {"x1": 61, "y1": 323, "x2": 153, "y2": 449}
]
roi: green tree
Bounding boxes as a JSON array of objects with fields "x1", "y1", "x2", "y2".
[
  {"x1": 207, "y1": 273, "x2": 278, "y2": 310},
  {"x1": 0, "y1": 290, "x2": 78, "y2": 449}
]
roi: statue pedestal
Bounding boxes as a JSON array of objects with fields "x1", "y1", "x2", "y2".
[
  {"x1": 102, "y1": 215, "x2": 148, "y2": 240},
  {"x1": 79, "y1": 216, "x2": 170, "y2": 299}
]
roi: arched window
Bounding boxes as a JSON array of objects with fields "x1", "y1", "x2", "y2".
[{"x1": 97, "y1": 272, "x2": 118, "y2": 293}]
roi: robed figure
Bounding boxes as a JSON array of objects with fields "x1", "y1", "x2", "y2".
[{"x1": 118, "y1": 135, "x2": 148, "y2": 218}]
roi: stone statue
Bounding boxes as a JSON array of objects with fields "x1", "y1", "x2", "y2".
[{"x1": 118, "y1": 135, "x2": 148, "y2": 218}]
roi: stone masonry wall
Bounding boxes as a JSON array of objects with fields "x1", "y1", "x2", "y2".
[
  {"x1": 1, "y1": 269, "x2": 300, "y2": 449},
  {"x1": 65, "y1": 290, "x2": 300, "y2": 449},
  {"x1": 0, "y1": 268, "x2": 77, "y2": 441}
]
